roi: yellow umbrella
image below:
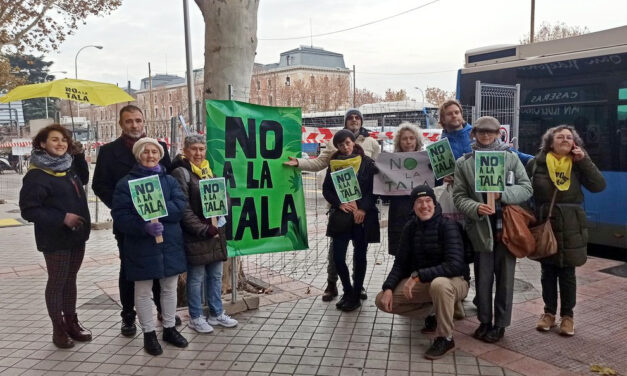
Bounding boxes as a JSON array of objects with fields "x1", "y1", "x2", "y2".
[{"x1": 0, "y1": 78, "x2": 134, "y2": 106}]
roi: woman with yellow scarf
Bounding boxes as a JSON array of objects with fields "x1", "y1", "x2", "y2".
[
  {"x1": 527, "y1": 125, "x2": 605, "y2": 336},
  {"x1": 171, "y1": 135, "x2": 238, "y2": 334}
]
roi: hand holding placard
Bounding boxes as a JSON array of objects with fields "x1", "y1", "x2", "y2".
[{"x1": 145, "y1": 219, "x2": 164, "y2": 243}]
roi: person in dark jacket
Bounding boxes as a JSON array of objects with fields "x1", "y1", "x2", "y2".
[
  {"x1": 19, "y1": 124, "x2": 92, "y2": 349},
  {"x1": 322, "y1": 129, "x2": 379, "y2": 312},
  {"x1": 171, "y1": 135, "x2": 238, "y2": 333},
  {"x1": 111, "y1": 138, "x2": 188, "y2": 356},
  {"x1": 92, "y1": 105, "x2": 174, "y2": 336},
  {"x1": 528, "y1": 125, "x2": 605, "y2": 336},
  {"x1": 385, "y1": 122, "x2": 424, "y2": 256},
  {"x1": 376, "y1": 185, "x2": 469, "y2": 360}
]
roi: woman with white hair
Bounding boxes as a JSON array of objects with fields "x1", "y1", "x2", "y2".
[
  {"x1": 387, "y1": 122, "x2": 424, "y2": 255},
  {"x1": 112, "y1": 138, "x2": 188, "y2": 356}
]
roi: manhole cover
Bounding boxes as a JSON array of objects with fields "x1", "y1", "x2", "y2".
[
  {"x1": 513, "y1": 278, "x2": 534, "y2": 292},
  {"x1": 600, "y1": 263, "x2": 627, "y2": 278}
]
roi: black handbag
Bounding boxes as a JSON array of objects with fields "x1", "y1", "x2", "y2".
[{"x1": 326, "y1": 208, "x2": 354, "y2": 237}]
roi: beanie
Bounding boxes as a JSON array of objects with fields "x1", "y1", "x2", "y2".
[{"x1": 132, "y1": 137, "x2": 164, "y2": 162}]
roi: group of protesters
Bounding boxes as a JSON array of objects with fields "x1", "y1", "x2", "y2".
[{"x1": 19, "y1": 98, "x2": 605, "y2": 360}]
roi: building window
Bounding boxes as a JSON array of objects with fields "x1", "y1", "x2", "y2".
[
  {"x1": 155, "y1": 107, "x2": 158, "y2": 118},
  {"x1": 169, "y1": 106, "x2": 173, "y2": 117},
  {"x1": 267, "y1": 79, "x2": 272, "y2": 89},
  {"x1": 286, "y1": 55, "x2": 292, "y2": 66},
  {"x1": 256, "y1": 80, "x2": 260, "y2": 90},
  {"x1": 162, "y1": 106, "x2": 166, "y2": 117},
  {"x1": 269, "y1": 95, "x2": 273, "y2": 106},
  {"x1": 168, "y1": 92, "x2": 172, "y2": 101},
  {"x1": 285, "y1": 76, "x2": 291, "y2": 86}
]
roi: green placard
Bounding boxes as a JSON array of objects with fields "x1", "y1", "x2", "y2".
[
  {"x1": 426, "y1": 138, "x2": 456, "y2": 179},
  {"x1": 331, "y1": 167, "x2": 362, "y2": 203},
  {"x1": 475, "y1": 151, "x2": 505, "y2": 192},
  {"x1": 205, "y1": 100, "x2": 308, "y2": 257},
  {"x1": 199, "y1": 177, "x2": 228, "y2": 218},
  {"x1": 127, "y1": 175, "x2": 168, "y2": 220}
]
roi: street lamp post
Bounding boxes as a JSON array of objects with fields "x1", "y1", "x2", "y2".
[
  {"x1": 414, "y1": 86, "x2": 428, "y2": 127},
  {"x1": 44, "y1": 71, "x2": 67, "y2": 119},
  {"x1": 74, "y1": 45, "x2": 103, "y2": 117}
]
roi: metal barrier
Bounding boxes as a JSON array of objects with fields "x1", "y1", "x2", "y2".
[{"x1": 473, "y1": 81, "x2": 521, "y2": 148}]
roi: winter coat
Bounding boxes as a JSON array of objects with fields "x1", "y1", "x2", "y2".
[
  {"x1": 526, "y1": 151, "x2": 605, "y2": 267},
  {"x1": 111, "y1": 164, "x2": 187, "y2": 281},
  {"x1": 20, "y1": 163, "x2": 91, "y2": 253},
  {"x1": 93, "y1": 137, "x2": 171, "y2": 208},
  {"x1": 322, "y1": 145, "x2": 380, "y2": 243},
  {"x1": 440, "y1": 123, "x2": 473, "y2": 160},
  {"x1": 297, "y1": 127, "x2": 381, "y2": 172},
  {"x1": 170, "y1": 155, "x2": 228, "y2": 266},
  {"x1": 452, "y1": 150, "x2": 532, "y2": 253},
  {"x1": 382, "y1": 204, "x2": 469, "y2": 290},
  {"x1": 386, "y1": 195, "x2": 414, "y2": 256}
]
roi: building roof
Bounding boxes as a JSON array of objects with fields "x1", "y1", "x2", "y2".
[
  {"x1": 257, "y1": 46, "x2": 348, "y2": 72},
  {"x1": 139, "y1": 74, "x2": 186, "y2": 90}
]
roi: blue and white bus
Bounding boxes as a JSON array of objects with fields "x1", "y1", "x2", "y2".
[{"x1": 457, "y1": 25, "x2": 627, "y2": 250}]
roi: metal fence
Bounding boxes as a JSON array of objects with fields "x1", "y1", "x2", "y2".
[{"x1": 473, "y1": 81, "x2": 521, "y2": 148}]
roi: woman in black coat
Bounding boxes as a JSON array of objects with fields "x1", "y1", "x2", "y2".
[
  {"x1": 19, "y1": 124, "x2": 92, "y2": 349},
  {"x1": 386, "y1": 122, "x2": 424, "y2": 255},
  {"x1": 322, "y1": 129, "x2": 379, "y2": 312},
  {"x1": 111, "y1": 138, "x2": 188, "y2": 356}
]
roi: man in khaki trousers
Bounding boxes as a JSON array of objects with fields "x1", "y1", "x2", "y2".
[{"x1": 375, "y1": 185, "x2": 469, "y2": 360}]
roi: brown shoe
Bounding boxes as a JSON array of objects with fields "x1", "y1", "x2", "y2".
[
  {"x1": 536, "y1": 313, "x2": 556, "y2": 332},
  {"x1": 64, "y1": 313, "x2": 92, "y2": 342},
  {"x1": 52, "y1": 318, "x2": 74, "y2": 348},
  {"x1": 559, "y1": 316, "x2": 574, "y2": 336},
  {"x1": 321, "y1": 281, "x2": 338, "y2": 302}
]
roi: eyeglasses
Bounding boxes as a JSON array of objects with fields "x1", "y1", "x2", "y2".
[{"x1": 476, "y1": 129, "x2": 499, "y2": 135}]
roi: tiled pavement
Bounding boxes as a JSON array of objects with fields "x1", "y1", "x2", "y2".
[{"x1": 1, "y1": 170, "x2": 626, "y2": 375}]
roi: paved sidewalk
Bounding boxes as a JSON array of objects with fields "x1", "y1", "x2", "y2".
[{"x1": 1, "y1": 170, "x2": 626, "y2": 375}]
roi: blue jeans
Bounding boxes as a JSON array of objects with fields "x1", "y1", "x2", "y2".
[{"x1": 186, "y1": 261, "x2": 224, "y2": 319}]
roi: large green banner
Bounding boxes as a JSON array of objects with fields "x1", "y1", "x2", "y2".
[
  {"x1": 205, "y1": 100, "x2": 308, "y2": 256},
  {"x1": 127, "y1": 175, "x2": 168, "y2": 220}
]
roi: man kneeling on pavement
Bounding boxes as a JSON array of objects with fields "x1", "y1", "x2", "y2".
[{"x1": 375, "y1": 185, "x2": 470, "y2": 360}]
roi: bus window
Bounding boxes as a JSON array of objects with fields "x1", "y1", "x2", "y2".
[{"x1": 618, "y1": 104, "x2": 627, "y2": 171}]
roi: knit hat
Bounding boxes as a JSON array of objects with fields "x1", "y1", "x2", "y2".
[
  {"x1": 410, "y1": 184, "x2": 436, "y2": 204},
  {"x1": 473, "y1": 116, "x2": 501, "y2": 132},
  {"x1": 333, "y1": 129, "x2": 357, "y2": 148},
  {"x1": 344, "y1": 108, "x2": 363, "y2": 127},
  {"x1": 132, "y1": 137, "x2": 164, "y2": 161}
]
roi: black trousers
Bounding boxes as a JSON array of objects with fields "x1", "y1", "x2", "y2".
[
  {"x1": 115, "y1": 231, "x2": 162, "y2": 318},
  {"x1": 541, "y1": 263, "x2": 576, "y2": 318},
  {"x1": 332, "y1": 225, "x2": 368, "y2": 298}
]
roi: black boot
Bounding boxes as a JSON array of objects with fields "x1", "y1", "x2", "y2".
[
  {"x1": 473, "y1": 323, "x2": 492, "y2": 340},
  {"x1": 120, "y1": 312, "x2": 136, "y2": 337},
  {"x1": 359, "y1": 287, "x2": 368, "y2": 300},
  {"x1": 52, "y1": 318, "x2": 74, "y2": 349},
  {"x1": 424, "y1": 337, "x2": 455, "y2": 360},
  {"x1": 63, "y1": 313, "x2": 92, "y2": 342},
  {"x1": 322, "y1": 281, "x2": 338, "y2": 302},
  {"x1": 143, "y1": 331, "x2": 163, "y2": 356},
  {"x1": 163, "y1": 326, "x2": 188, "y2": 348},
  {"x1": 157, "y1": 312, "x2": 182, "y2": 326},
  {"x1": 335, "y1": 294, "x2": 348, "y2": 309},
  {"x1": 483, "y1": 326, "x2": 505, "y2": 343},
  {"x1": 340, "y1": 291, "x2": 361, "y2": 312},
  {"x1": 421, "y1": 314, "x2": 437, "y2": 334}
]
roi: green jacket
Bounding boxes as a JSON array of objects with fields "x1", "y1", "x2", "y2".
[
  {"x1": 526, "y1": 151, "x2": 605, "y2": 267},
  {"x1": 453, "y1": 150, "x2": 533, "y2": 253}
]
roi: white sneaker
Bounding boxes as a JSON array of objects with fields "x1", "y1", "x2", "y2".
[
  {"x1": 207, "y1": 313, "x2": 238, "y2": 328},
  {"x1": 188, "y1": 316, "x2": 213, "y2": 333}
]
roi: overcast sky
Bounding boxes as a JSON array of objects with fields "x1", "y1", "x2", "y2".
[{"x1": 46, "y1": 0, "x2": 626, "y2": 98}]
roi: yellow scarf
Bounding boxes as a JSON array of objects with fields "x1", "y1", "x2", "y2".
[
  {"x1": 183, "y1": 157, "x2": 213, "y2": 179},
  {"x1": 546, "y1": 152, "x2": 572, "y2": 191},
  {"x1": 28, "y1": 164, "x2": 66, "y2": 177},
  {"x1": 329, "y1": 156, "x2": 362, "y2": 174}
]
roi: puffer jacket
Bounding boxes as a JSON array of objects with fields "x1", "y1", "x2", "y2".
[
  {"x1": 527, "y1": 151, "x2": 605, "y2": 267},
  {"x1": 382, "y1": 204, "x2": 469, "y2": 290},
  {"x1": 170, "y1": 155, "x2": 228, "y2": 266},
  {"x1": 297, "y1": 127, "x2": 381, "y2": 171},
  {"x1": 111, "y1": 164, "x2": 187, "y2": 281},
  {"x1": 322, "y1": 144, "x2": 380, "y2": 243},
  {"x1": 452, "y1": 150, "x2": 533, "y2": 252},
  {"x1": 440, "y1": 123, "x2": 473, "y2": 160}
]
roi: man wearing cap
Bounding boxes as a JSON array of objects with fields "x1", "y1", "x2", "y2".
[
  {"x1": 375, "y1": 185, "x2": 469, "y2": 360},
  {"x1": 92, "y1": 105, "x2": 173, "y2": 336},
  {"x1": 285, "y1": 108, "x2": 380, "y2": 302}
]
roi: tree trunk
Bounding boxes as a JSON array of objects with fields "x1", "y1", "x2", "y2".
[{"x1": 194, "y1": 0, "x2": 259, "y2": 295}]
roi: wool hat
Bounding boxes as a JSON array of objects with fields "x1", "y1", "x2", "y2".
[
  {"x1": 473, "y1": 116, "x2": 501, "y2": 132},
  {"x1": 344, "y1": 108, "x2": 363, "y2": 127},
  {"x1": 410, "y1": 184, "x2": 436, "y2": 205},
  {"x1": 332, "y1": 129, "x2": 357, "y2": 148},
  {"x1": 132, "y1": 137, "x2": 164, "y2": 161}
]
